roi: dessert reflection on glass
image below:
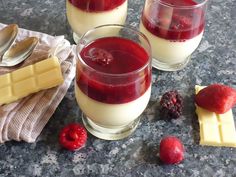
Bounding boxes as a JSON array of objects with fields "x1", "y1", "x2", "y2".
[
  {"x1": 75, "y1": 25, "x2": 152, "y2": 140},
  {"x1": 66, "y1": 0, "x2": 128, "y2": 43},
  {"x1": 140, "y1": 0, "x2": 208, "y2": 71}
]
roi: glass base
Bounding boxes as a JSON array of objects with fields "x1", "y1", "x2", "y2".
[
  {"x1": 73, "y1": 32, "x2": 81, "y2": 44},
  {"x1": 152, "y1": 56, "x2": 190, "y2": 71},
  {"x1": 82, "y1": 114, "x2": 140, "y2": 140}
]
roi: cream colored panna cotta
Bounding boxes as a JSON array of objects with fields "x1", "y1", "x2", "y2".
[
  {"x1": 66, "y1": 0, "x2": 128, "y2": 37},
  {"x1": 75, "y1": 85, "x2": 151, "y2": 127},
  {"x1": 140, "y1": 22, "x2": 203, "y2": 64}
]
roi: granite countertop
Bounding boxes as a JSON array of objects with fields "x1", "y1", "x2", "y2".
[{"x1": 0, "y1": 0, "x2": 236, "y2": 176}]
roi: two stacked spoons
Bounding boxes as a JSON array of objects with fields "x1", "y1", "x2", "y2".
[{"x1": 0, "y1": 24, "x2": 38, "y2": 67}]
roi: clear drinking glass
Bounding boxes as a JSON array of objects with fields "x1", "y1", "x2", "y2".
[
  {"x1": 66, "y1": 0, "x2": 128, "y2": 43},
  {"x1": 140, "y1": 0, "x2": 208, "y2": 71},
  {"x1": 75, "y1": 25, "x2": 152, "y2": 140}
]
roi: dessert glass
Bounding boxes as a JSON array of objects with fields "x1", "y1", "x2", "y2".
[
  {"x1": 66, "y1": 0, "x2": 128, "y2": 43},
  {"x1": 75, "y1": 25, "x2": 152, "y2": 140},
  {"x1": 140, "y1": 0, "x2": 208, "y2": 71}
]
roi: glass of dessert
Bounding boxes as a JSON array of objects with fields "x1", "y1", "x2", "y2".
[
  {"x1": 75, "y1": 24, "x2": 152, "y2": 140},
  {"x1": 140, "y1": 0, "x2": 208, "y2": 71},
  {"x1": 66, "y1": 0, "x2": 128, "y2": 43}
]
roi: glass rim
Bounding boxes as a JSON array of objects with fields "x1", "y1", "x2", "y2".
[
  {"x1": 76, "y1": 24, "x2": 152, "y2": 77},
  {"x1": 155, "y1": 0, "x2": 208, "y2": 9}
]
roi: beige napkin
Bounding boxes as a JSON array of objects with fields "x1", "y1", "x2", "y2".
[{"x1": 0, "y1": 23, "x2": 77, "y2": 143}]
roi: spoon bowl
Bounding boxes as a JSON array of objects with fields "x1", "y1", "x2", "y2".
[
  {"x1": 0, "y1": 37, "x2": 39, "y2": 67},
  {"x1": 0, "y1": 24, "x2": 18, "y2": 56}
]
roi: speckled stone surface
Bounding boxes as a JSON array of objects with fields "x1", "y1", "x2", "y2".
[{"x1": 0, "y1": 0, "x2": 236, "y2": 176}]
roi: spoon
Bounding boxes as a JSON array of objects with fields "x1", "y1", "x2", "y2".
[
  {"x1": 0, "y1": 24, "x2": 18, "y2": 57},
  {"x1": 0, "y1": 37, "x2": 39, "y2": 67}
]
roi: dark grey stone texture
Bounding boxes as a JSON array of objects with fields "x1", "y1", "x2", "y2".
[{"x1": 0, "y1": 0, "x2": 236, "y2": 176}]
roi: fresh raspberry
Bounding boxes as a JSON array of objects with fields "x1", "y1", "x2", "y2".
[
  {"x1": 59, "y1": 123, "x2": 87, "y2": 151},
  {"x1": 195, "y1": 84, "x2": 236, "y2": 114},
  {"x1": 88, "y1": 48, "x2": 113, "y2": 66},
  {"x1": 159, "y1": 136, "x2": 184, "y2": 164},
  {"x1": 160, "y1": 90, "x2": 183, "y2": 119},
  {"x1": 171, "y1": 15, "x2": 192, "y2": 30}
]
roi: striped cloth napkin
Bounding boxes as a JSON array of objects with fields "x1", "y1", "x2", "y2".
[{"x1": 0, "y1": 23, "x2": 76, "y2": 143}]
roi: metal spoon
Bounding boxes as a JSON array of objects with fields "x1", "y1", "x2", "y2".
[
  {"x1": 0, "y1": 24, "x2": 18, "y2": 57},
  {"x1": 0, "y1": 37, "x2": 39, "y2": 67}
]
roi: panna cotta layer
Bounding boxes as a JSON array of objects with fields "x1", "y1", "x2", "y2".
[
  {"x1": 66, "y1": 0, "x2": 127, "y2": 37},
  {"x1": 75, "y1": 84, "x2": 151, "y2": 127},
  {"x1": 140, "y1": 22, "x2": 203, "y2": 64}
]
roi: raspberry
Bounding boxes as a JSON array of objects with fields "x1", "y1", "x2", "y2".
[
  {"x1": 159, "y1": 136, "x2": 184, "y2": 164},
  {"x1": 160, "y1": 90, "x2": 183, "y2": 119},
  {"x1": 195, "y1": 84, "x2": 236, "y2": 114},
  {"x1": 59, "y1": 123, "x2": 87, "y2": 151},
  {"x1": 88, "y1": 48, "x2": 113, "y2": 66},
  {"x1": 171, "y1": 15, "x2": 192, "y2": 30}
]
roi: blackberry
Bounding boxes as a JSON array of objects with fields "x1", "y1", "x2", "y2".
[{"x1": 160, "y1": 90, "x2": 183, "y2": 119}]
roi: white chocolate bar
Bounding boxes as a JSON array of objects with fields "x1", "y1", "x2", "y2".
[
  {"x1": 195, "y1": 85, "x2": 236, "y2": 147},
  {"x1": 0, "y1": 56, "x2": 64, "y2": 105}
]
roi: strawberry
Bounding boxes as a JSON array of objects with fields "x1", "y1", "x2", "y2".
[
  {"x1": 159, "y1": 136, "x2": 184, "y2": 164},
  {"x1": 195, "y1": 84, "x2": 236, "y2": 114},
  {"x1": 59, "y1": 123, "x2": 87, "y2": 151}
]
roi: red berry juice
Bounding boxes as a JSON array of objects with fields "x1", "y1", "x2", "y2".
[
  {"x1": 76, "y1": 37, "x2": 151, "y2": 104},
  {"x1": 141, "y1": 0, "x2": 205, "y2": 40},
  {"x1": 69, "y1": 0, "x2": 126, "y2": 12}
]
